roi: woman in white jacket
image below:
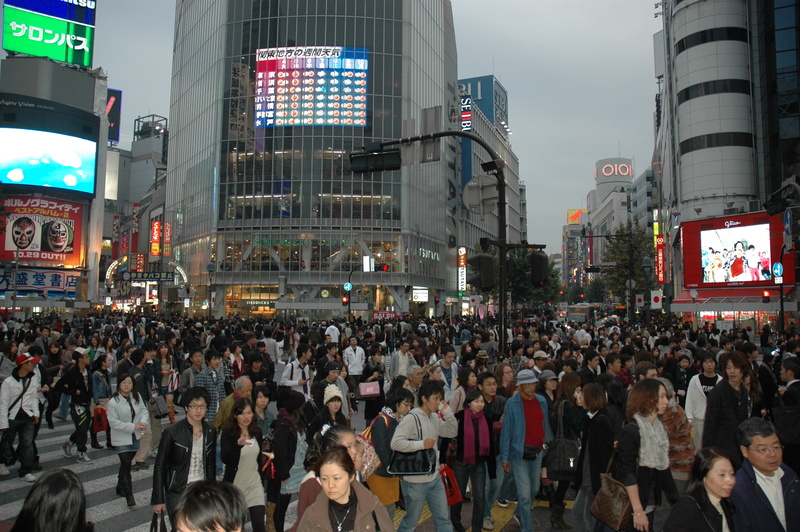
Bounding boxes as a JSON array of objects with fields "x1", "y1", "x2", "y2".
[
  {"x1": 684, "y1": 353, "x2": 722, "y2": 449},
  {"x1": 107, "y1": 372, "x2": 149, "y2": 509}
]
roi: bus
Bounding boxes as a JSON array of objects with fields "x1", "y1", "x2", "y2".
[{"x1": 567, "y1": 303, "x2": 593, "y2": 324}]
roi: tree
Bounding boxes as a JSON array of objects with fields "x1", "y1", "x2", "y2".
[
  {"x1": 599, "y1": 220, "x2": 654, "y2": 302},
  {"x1": 586, "y1": 277, "x2": 608, "y2": 302}
]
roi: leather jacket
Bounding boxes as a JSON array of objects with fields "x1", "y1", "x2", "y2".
[{"x1": 151, "y1": 418, "x2": 216, "y2": 505}]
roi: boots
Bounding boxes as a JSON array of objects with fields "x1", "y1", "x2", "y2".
[
  {"x1": 549, "y1": 502, "x2": 572, "y2": 529},
  {"x1": 119, "y1": 452, "x2": 136, "y2": 508},
  {"x1": 265, "y1": 501, "x2": 277, "y2": 532},
  {"x1": 91, "y1": 431, "x2": 104, "y2": 450},
  {"x1": 168, "y1": 405, "x2": 176, "y2": 424}
]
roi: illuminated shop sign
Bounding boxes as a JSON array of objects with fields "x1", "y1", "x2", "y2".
[
  {"x1": 150, "y1": 220, "x2": 161, "y2": 257},
  {"x1": 655, "y1": 234, "x2": 665, "y2": 285},
  {"x1": 254, "y1": 46, "x2": 368, "y2": 128},
  {"x1": 458, "y1": 247, "x2": 467, "y2": 291},
  {"x1": 460, "y1": 97, "x2": 472, "y2": 132},
  {"x1": 2, "y1": 4, "x2": 94, "y2": 67}
]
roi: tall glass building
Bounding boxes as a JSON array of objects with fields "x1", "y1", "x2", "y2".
[{"x1": 165, "y1": 0, "x2": 461, "y2": 317}]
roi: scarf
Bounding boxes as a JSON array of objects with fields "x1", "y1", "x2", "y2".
[
  {"x1": 462, "y1": 408, "x2": 490, "y2": 465},
  {"x1": 633, "y1": 413, "x2": 670, "y2": 470}
]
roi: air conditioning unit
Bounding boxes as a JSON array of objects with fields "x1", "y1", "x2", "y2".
[
  {"x1": 748, "y1": 200, "x2": 762, "y2": 212},
  {"x1": 723, "y1": 207, "x2": 738, "y2": 215}
]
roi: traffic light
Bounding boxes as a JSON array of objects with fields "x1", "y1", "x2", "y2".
[
  {"x1": 762, "y1": 290, "x2": 771, "y2": 304},
  {"x1": 528, "y1": 250, "x2": 549, "y2": 287},
  {"x1": 466, "y1": 254, "x2": 496, "y2": 291},
  {"x1": 375, "y1": 263, "x2": 390, "y2": 272},
  {"x1": 434, "y1": 296, "x2": 441, "y2": 305},
  {"x1": 349, "y1": 143, "x2": 402, "y2": 174},
  {"x1": 342, "y1": 295, "x2": 350, "y2": 306}
]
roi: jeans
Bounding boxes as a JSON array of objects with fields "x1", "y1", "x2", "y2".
[
  {"x1": 572, "y1": 486, "x2": 597, "y2": 532},
  {"x1": 58, "y1": 392, "x2": 70, "y2": 419},
  {"x1": 451, "y1": 461, "x2": 486, "y2": 532},
  {"x1": 7, "y1": 415, "x2": 35, "y2": 476},
  {"x1": 399, "y1": 477, "x2": 452, "y2": 532},
  {"x1": 69, "y1": 403, "x2": 90, "y2": 453},
  {"x1": 508, "y1": 453, "x2": 544, "y2": 532},
  {"x1": 484, "y1": 459, "x2": 511, "y2": 517}
]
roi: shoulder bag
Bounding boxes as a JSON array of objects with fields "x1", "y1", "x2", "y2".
[
  {"x1": 358, "y1": 413, "x2": 389, "y2": 481},
  {"x1": 589, "y1": 450, "x2": 633, "y2": 531},
  {"x1": 1, "y1": 378, "x2": 32, "y2": 466},
  {"x1": 387, "y1": 413, "x2": 437, "y2": 476},
  {"x1": 544, "y1": 400, "x2": 581, "y2": 481}
]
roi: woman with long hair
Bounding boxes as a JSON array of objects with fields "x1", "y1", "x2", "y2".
[
  {"x1": 662, "y1": 449, "x2": 736, "y2": 531},
  {"x1": 614, "y1": 379, "x2": 674, "y2": 532},
  {"x1": 307, "y1": 385, "x2": 348, "y2": 444},
  {"x1": 10, "y1": 469, "x2": 94, "y2": 532},
  {"x1": 156, "y1": 342, "x2": 177, "y2": 423},
  {"x1": 107, "y1": 373, "x2": 148, "y2": 508},
  {"x1": 42, "y1": 340, "x2": 64, "y2": 428},
  {"x1": 360, "y1": 347, "x2": 386, "y2": 426},
  {"x1": 548, "y1": 373, "x2": 586, "y2": 528},
  {"x1": 702, "y1": 352, "x2": 751, "y2": 469},
  {"x1": 571, "y1": 383, "x2": 615, "y2": 532},
  {"x1": 220, "y1": 398, "x2": 266, "y2": 532},
  {"x1": 91, "y1": 354, "x2": 113, "y2": 449},
  {"x1": 494, "y1": 362, "x2": 516, "y2": 398},
  {"x1": 449, "y1": 367, "x2": 477, "y2": 414},
  {"x1": 450, "y1": 389, "x2": 496, "y2": 532},
  {"x1": 295, "y1": 446, "x2": 394, "y2": 532}
]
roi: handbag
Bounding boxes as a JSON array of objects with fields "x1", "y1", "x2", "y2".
[
  {"x1": 439, "y1": 464, "x2": 463, "y2": 506},
  {"x1": 92, "y1": 407, "x2": 108, "y2": 434},
  {"x1": 545, "y1": 400, "x2": 581, "y2": 481},
  {"x1": 167, "y1": 372, "x2": 181, "y2": 393},
  {"x1": 387, "y1": 413, "x2": 437, "y2": 476},
  {"x1": 358, "y1": 414, "x2": 389, "y2": 481},
  {"x1": 150, "y1": 512, "x2": 168, "y2": 532},
  {"x1": 771, "y1": 392, "x2": 800, "y2": 445},
  {"x1": 150, "y1": 395, "x2": 169, "y2": 419},
  {"x1": 589, "y1": 451, "x2": 633, "y2": 531},
  {"x1": 356, "y1": 381, "x2": 381, "y2": 399}
]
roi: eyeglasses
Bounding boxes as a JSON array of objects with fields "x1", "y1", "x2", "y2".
[
  {"x1": 186, "y1": 404, "x2": 208, "y2": 410},
  {"x1": 748, "y1": 444, "x2": 784, "y2": 455},
  {"x1": 401, "y1": 402, "x2": 414, "y2": 407}
]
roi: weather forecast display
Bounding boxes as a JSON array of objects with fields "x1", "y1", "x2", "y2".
[{"x1": 254, "y1": 46, "x2": 368, "y2": 128}]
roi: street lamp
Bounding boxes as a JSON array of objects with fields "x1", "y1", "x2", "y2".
[
  {"x1": 641, "y1": 256, "x2": 653, "y2": 325},
  {"x1": 206, "y1": 261, "x2": 216, "y2": 319}
]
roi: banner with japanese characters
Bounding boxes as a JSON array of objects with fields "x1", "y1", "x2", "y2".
[
  {"x1": 0, "y1": 267, "x2": 80, "y2": 294},
  {"x1": 2, "y1": 5, "x2": 95, "y2": 68},
  {"x1": 1, "y1": 196, "x2": 84, "y2": 266}
]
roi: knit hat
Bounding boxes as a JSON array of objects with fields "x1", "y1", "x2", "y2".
[
  {"x1": 323, "y1": 385, "x2": 343, "y2": 404},
  {"x1": 279, "y1": 389, "x2": 306, "y2": 413}
]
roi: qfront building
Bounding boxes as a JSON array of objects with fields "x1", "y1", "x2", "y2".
[{"x1": 164, "y1": 1, "x2": 466, "y2": 318}]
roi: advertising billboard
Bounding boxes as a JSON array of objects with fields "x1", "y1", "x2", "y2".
[
  {"x1": 106, "y1": 89, "x2": 122, "y2": 142},
  {"x1": 254, "y1": 47, "x2": 368, "y2": 128},
  {"x1": 150, "y1": 220, "x2": 161, "y2": 257},
  {"x1": 0, "y1": 128, "x2": 97, "y2": 194},
  {"x1": 0, "y1": 196, "x2": 84, "y2": 266},
  {"x1": 2, "y1": 3, "x2": 95, "y2": 68},
  {"x1": 682, "y1": 212, "x2": 795, "y2": 288}
]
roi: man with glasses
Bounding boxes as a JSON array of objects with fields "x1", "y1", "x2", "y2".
[
  {"x1": 152, "y1": 386, "x2": 217, "y2": 529},
  {"x1": 730, "y1": 418, "x2": 799, "y2": 532}
]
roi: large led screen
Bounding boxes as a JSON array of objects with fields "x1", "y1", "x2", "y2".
[
  {"x1": 0, "y1": 128, "x2": 97, "y2": 195},
  {"x1": 700, "y1": 223, "x2": 771, "y2": 283},
  {"x1": 254, "y1": 47, "x2": 368, "y2": 128},
  {"x1": 682, "y1": 212, "x2": 795, "y2": 288}
]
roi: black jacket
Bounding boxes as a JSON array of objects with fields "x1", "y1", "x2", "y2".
[
  {"x1": 220, "y1": 426, "x2": 264, "y2": 484},
  {"x1": 613, "y1": 422, "x2": 676, "y2": 508},
  {"x1": 663, "y1": 493, "x2": 736, "y2": 532},
  {"x1": 702, "y1": 380, "x2": 749, "y2": 468},
  {"x1": 573, "y1": 410, "x2": 615, "y2": 494},
  {"x1": 53, "y1": 364, "x2": 92, "y2": 405},
  {"x1": 151, "y1": 418, "x2": 216, "y2": 505},
  {"x1": 273, "y1": 409, "x2": 299, "y2": 482},
  {"x1": 453, "y1": 409, "x2": 496, "y2": 478}
]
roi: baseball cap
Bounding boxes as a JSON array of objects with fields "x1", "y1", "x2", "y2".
[
  {"x1": 539, "y1": 369, "x2": 558, "y2": 382},
  {"x1": 533, "y1": 351, "x2": 549, "y2": 360},
  {"x1": 15, "y1": 353, "x2": 41, "y2": 366},
  {"x1": 516, "y1": 369, "x2": 538, "y2": 385}
]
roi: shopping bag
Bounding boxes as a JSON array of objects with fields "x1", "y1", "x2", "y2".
[
  {"x1": 92, "y1": 407, "x2": 108, "y2": 434},
  {"x1": 356, "y1": 381, "x2": 381, "y2": 399},
  {"x1": 439, "y1": 464, "x2": 463, "y2": 506},
  {"x1": 150, "y1": 512, "x2": 168, "y2": 532}
]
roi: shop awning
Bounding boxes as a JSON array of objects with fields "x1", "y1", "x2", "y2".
[{"x1": 671, "y1": 287, "x2": 797, "y2": 312}]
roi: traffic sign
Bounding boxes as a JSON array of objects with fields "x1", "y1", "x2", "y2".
[
  {"x1": 343, "y1": 282, "x2": 353, "y2": 292},
  {"x1": 773, "y1": 262, "x2": 784, "y2": 278}
]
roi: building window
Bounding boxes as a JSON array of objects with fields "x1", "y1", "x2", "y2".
[
  {"x1": 679, "y1": 132, "x2": 754, "y2": 155},
  {"x1": 674, "y1": 27, "x2": 748, "y2": 55},
  {"x1": 677, "y1": 79, "x2": 751, "y2": 105}
]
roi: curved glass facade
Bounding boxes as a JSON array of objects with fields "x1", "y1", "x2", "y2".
[{"x1": 166, "y1": 0, "x2": 459, "y2": 317}]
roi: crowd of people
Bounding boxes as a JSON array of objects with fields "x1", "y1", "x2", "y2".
[{"x1": 1, "y1": 312, "x2": 799, "y2": 532}]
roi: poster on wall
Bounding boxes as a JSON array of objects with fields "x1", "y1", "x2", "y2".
[{"x1": 0, "y1": 196, "x2": 83, "y2": 266}]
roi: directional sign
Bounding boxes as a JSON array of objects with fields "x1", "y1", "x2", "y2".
[
  {"x1": 785, "y1": 208, "x2": 793, "y2": 251},
  {"x1": 773, "y1": 262, "x2": 784, "y2": 278},
  {"x1": 343, "y1": 282, "x2": 353, "y2": 292}
]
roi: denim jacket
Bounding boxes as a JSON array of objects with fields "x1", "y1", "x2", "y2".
[{"x1": 499, "y1": 393, "x2": 553, "y2": 463}]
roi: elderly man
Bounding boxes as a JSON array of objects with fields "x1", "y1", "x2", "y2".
[
  {"x1": 730, "y1": 418, "x2": 800, "y2": 532},
  {"x1": 407, "y1": 364, "x2": 424, "y2": 406},
  {"x1": 213, "y1": 376, "x2": 253, "y2": 433}
]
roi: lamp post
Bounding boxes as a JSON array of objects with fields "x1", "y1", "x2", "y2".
[
  {"x1": 206, "y1": 261, "x2": 215, "y2": 319},
  {"x1": 642, "y1": 256, "x2": 653, "y2": 325}
]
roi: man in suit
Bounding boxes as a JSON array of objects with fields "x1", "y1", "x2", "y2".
[
  {"x1": 779, "y1": 357, "x2": 800, "y2": 474},
  {"x1": 118, "y1": 318, "x2": 139, "y2": 346}
]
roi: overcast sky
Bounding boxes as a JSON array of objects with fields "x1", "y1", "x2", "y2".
[{"x1": 9, "y1": 0, "x2": 663, "y2": 253}]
